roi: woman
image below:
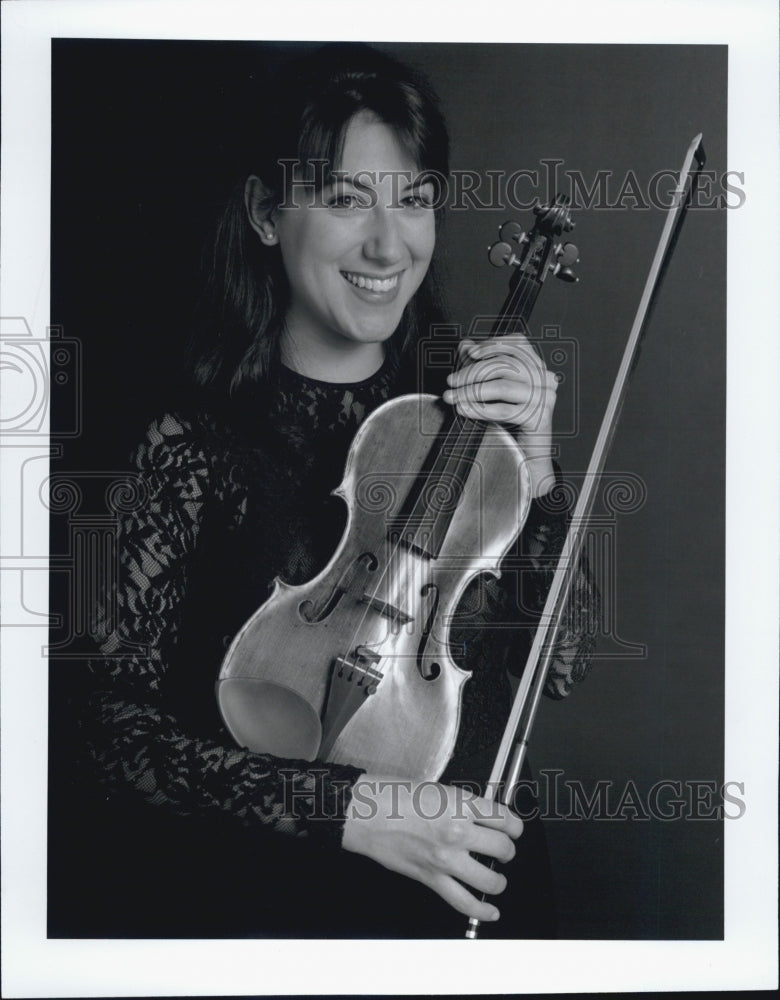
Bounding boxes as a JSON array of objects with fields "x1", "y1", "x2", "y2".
[{"x1": 74, "y1": 42, "x2": 597, "y2": 939}]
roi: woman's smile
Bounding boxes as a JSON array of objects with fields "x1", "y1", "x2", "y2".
[{"x1": 341, "y1": 268, "x2": 402, "y2": 297}]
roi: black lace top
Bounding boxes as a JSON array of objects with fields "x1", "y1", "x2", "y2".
[{"x1": 86, "y1": 360, "x2": 598, "y2": 850}]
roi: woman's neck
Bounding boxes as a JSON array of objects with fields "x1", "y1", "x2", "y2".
[{"x1": 279, "y1": 329, "x2": 386, "y2": 383}]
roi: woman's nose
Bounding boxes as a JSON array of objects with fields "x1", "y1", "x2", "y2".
[{"x1": 362, "y1": 205, "x2": 404, "y2": 265}]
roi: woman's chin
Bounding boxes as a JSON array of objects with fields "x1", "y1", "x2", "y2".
[{"x1": 336, "y1": 322, "x2": 400, "y2": 350}]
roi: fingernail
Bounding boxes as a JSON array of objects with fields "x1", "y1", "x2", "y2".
[
  {"x1": 490, "y1": 908, "x2": 500, "y2": 921},
  {"x1": 442, "y1": 390, "x2": 453, "y2": 402}
]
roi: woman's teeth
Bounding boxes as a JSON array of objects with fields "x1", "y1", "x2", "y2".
[{"x1": 342, "y1": 271, "x2": 399, "y2": 292}]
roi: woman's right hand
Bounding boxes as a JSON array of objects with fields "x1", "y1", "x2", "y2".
[{"x1": 341, "y1": 774, "x2": 523, "y2": 922}]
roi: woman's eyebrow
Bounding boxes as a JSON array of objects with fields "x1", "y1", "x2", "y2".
[
  {"x1": 327, "y1": 170, "x2": 428, "y2": 191},
  {"x1": 327, "y1": 171, "x2": 376, "y2": 191},
  {"x1": 404, "y1": 175, "x2": 435, "y2": 192}
]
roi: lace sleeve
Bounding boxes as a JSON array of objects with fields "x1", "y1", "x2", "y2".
[
  {"x1": 512, "y1": 492, "x2": 601, "y2": 699},
  {"x1": 86, "y1": 413, "x2": 363, "y2": 847}
]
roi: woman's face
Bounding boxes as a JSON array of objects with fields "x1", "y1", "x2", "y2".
[{"x1": 272, "y1": 112, "x2": 436, "y2": 375}]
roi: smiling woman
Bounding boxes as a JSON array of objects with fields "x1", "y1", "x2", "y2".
[
  {"x1": 245, "y1": 113, "x2": 437, "y2": 379},
  {"x1": 57, "y1": 41, "x2": 599, "y2": 939}
]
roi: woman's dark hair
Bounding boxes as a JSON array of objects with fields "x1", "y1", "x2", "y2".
[{"x1": 187, "y1": 43, "x2": 450, "y2": 397}]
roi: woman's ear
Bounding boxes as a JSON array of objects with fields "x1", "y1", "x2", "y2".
[{"x1": 245, "y1": 175, "x2": 279, "y2": 245}]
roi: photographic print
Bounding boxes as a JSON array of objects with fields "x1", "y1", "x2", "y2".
[{"x1": 1, "y1": 2, "x2": 777, "y2": 996}]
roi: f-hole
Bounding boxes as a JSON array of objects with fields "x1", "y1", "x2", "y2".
[
  {"x1": 417, "y1": 583, "x2": 441, "y2": 680},
  {"x1": 299, "y1": 552, "x2": 378, "y2": 623}
]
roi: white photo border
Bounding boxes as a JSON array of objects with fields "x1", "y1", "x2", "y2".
[{"x1": 1, "y1": 0, "x2": 778, "y2": 995}]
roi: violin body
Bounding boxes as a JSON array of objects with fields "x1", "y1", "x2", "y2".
[{"x1": 217, "y1": 393, "x2": 531, "y2": 780}]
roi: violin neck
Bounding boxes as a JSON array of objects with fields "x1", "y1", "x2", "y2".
[
  {"x1": 392, "y1": 245, "x2": 549, "y2": 559},
  {"x1": 389, "y1": 409, "x2": 489, "y2": 559},
  {"x1": 498, "y1": 271, "x2": 543, "y2": 336}
]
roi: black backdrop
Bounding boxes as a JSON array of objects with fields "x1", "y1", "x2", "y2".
[{"x1": 50, "y1": 39, "x2": 726, "y2": 939}]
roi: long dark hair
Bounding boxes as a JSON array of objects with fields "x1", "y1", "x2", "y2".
[{"x1": 187, "y1": 43, "x2": 450, "y2": 398}]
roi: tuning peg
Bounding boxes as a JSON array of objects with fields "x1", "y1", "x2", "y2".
[
  {"x1": 499, "y1": 221, "x2": 525, "y2": 245},
  {"x1": 555, "y1": 266, "x2": 578, "y2": 283},
  {"x1": 556, "y1": 242, "x2": 579, "y2": 266},
  {"x1": 488, "y1": 240, "x2": 519, "y2": 268}
]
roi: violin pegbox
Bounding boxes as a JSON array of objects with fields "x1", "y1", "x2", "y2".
[
  {"x1": 488, "y1": 193, "x2": 579, "y2": 285},
  {"x1": 537, "y1": 194, "x2": 579, "y2": 282}
]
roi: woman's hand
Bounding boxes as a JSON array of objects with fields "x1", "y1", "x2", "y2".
[
  {"x1": 442, "y1": 335, "x2": 558, "y2": 498},
  {"x1": 342, "y1": 775, "x2": 523, "y2": 922}
]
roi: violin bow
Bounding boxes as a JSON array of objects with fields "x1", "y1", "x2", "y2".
[{"x1": 466, "y1": 133, "x2": 707, "y2": 940}]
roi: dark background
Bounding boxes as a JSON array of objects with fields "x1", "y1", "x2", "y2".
[{"x1": 50, "y1": 40, "x2": 726, "y2": 939}]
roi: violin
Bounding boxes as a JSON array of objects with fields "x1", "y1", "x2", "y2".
[{"x1": 216, "y1": 195, "x2": 579, "y2": 779}]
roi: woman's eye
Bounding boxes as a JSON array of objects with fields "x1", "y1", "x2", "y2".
[
  {"x1": 326, "y1": 192, "x2": 364, "y2": 209},
  {"x1": 402, "y1": 190, "x2": 434, "y2": 209}
]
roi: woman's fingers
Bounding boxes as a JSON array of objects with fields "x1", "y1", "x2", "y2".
[
  {"x1": 457, "y1": 335, "x2": 546, "y2": 373},
  {"x1": 448, "y1": 373, "x2": 536, "y2": 400},
  {"x1": 444, "y1": 377, "x2": 548, "y2": 409},
  {"x1": 469, "y1": 797, "x2": 523, "y2": 840},
  {"x1": 425, "y1": 829, "x2": 515, "y2": 920},
  {"x1": 447, "y1": 356, "x2": 556, "y2": 395},
  {"x1": 429, "y1": 873, "x2": 502, "y2": 922},
  {"x1": 443, "y1": 387, "x2": 551, "y2": 427},
  {"x1": 443, "y1": 337, "x2": 557, "y2": 430},
  {"x1": 342, "y1": 777, "x2": 525, "y2": 922},
  {"x1": 448, "y1": 364, "x2": 558, "y2": 395},
  {"x1": 454, "y1": 852, "x2": 509, "y2": 896},
  {"x1": 426, "y1": 842, "x2": 508, "y2": 896},
  {"x1": 458, "y1": 334, "x2": 532, "y2": 355}
]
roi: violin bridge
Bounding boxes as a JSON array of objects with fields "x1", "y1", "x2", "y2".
[{"x1": 319, "y1": 647, "x2": 383, "y2": 760}]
